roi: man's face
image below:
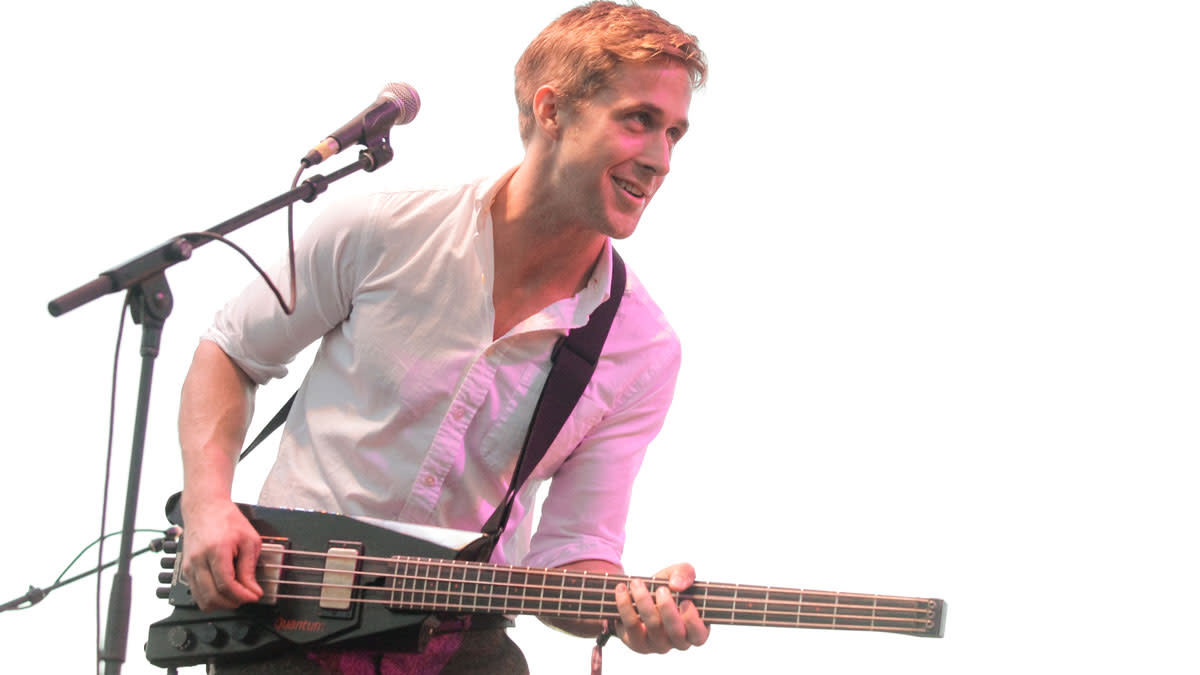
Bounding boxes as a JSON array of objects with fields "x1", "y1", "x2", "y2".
[{"x1": 549, "y1": 59, "x2": 693, "y2": 239}]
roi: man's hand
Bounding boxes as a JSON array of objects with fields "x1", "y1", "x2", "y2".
[
  {"x1": 179, "y1": 497, "x2": 264, "y2": 611},
  {"x1": 614, "y1": 562, "x2": 709, "y2": 653}
]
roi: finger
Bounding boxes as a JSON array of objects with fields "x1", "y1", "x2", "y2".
[
  {"x1": 207, "y1": 546, "x2": 259, "y2": 608},
  {"x1": 631, "y1": 580, "x2": 663, "y2": 631},
  {"x1": 234, "y1": 538, "x2": 264, "y2": 598},
  {"x1": 187, "y1": 558, "x2": 235, "y2": 611},
  {"x1": 680, "y1": 599, "x2": 710, "y2": 647},
  {"x1": 631, "y1": 580, "x2": 672, "y2": 654},
  {"x1": 654, "y1": 585, "x2": 692, "y2": 651},
  {"x1": 614, "y1": 583, "x2": 649, "y2": 652},
  {"x1": 665, "y1": 563, "x2": 696, "y2": 591}
]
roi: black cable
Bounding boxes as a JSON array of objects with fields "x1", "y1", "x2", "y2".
[
  {"x1": 178, "y1": 165, "x2": 308, "y2": 317},
  {"x1": 95, "y1": 296, "x2": 130, "y2": 674},
  {"x1": 0, "y1": 528, "x2": 166, "y2": 613}
]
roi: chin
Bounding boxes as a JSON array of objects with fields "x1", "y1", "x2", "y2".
[
  {"x1": 603, "y1": 208, "x2": 645, "y2": 240},
  {"x1": 606, "y1": 219, "x2": 640, "y2": 240}
]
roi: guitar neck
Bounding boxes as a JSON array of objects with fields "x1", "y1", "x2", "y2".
[{"x1": 270, "y1": 552, "x2": 945, "y2": 638}]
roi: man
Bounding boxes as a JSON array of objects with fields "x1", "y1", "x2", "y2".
[{"x1": 178, "y1": 2, "x2": 708, "y2": 671}]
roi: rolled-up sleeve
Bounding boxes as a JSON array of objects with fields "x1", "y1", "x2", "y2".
[{"x1": 203, "y1": 195, "x2": 374, "y2": 384}]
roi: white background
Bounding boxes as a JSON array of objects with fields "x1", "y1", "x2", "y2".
[{"x1": 2, "y1": 1, "x2": 1196, "y2": 673}]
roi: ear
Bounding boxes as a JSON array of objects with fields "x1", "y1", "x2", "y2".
[{"x1": 532, "y1": 85, "x2": 565, "y2": 141}]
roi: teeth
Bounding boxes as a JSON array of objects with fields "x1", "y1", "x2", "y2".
[{"x1": 614, "y1": 177, "x2": 644, "y2": 198}]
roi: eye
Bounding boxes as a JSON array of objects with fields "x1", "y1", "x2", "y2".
[{"x1": 627, "y1": 111, "x2": 653, "y2": 130}]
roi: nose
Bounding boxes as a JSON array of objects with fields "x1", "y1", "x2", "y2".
[{"x1": 638, "y1": 132, "x2": 672, "y2": 178}]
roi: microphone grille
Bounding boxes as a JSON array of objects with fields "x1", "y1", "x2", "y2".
[{"x1": 381, "y1": 82, "x2": 421, "y2": 125}]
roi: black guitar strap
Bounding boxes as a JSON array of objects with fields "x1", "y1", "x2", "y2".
[
  {"x1": 479, "y1": 250, "x2": 626, "y2": 548},
  {"x1": 239, "y1": 392, "x2": 295, "y2": 462},
  {"x1": 239, "y1": 250, "x2": 627, "y2": 556}
]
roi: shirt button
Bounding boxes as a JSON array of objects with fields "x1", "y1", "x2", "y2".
[
  {"x1": 423, "y1": 474, "x2": 436, "y2": 487},
  {"x1": 452, "y1": 406, "x2": 466, "y2": 420}
]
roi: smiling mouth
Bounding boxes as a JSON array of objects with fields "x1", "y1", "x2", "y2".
[{"x1": 613, "y1": 176, "x2": 645, "y2": 199}]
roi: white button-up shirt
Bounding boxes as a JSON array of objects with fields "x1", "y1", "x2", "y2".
[{"x1": 205, "y1": 170, "x2": 681, "y2": 569}]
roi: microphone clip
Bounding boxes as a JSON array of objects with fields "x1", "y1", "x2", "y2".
[{"x1": 360, "y1": 135, "x2": 394, "y2": 172}]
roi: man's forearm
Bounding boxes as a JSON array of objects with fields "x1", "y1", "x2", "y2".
[
  {"x1": 539, "y1": 559, "x2": 623, "y2": 638},
  {"x1": 179, "y1": 340, "x2": 256, "y2": 509}
]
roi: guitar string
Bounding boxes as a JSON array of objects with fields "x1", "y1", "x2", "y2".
[
  {"x1": 253, "y1": 544, "x2": 936, "y2": 610},
  {"x1": 247, "y1": 556, "x2": 934, "y2": 629},
  {"x1": 264, "y1": 559, "x2": 933, "y2": 616},
  {"x1": 265, "y1": 572, "x2": 930, "y2": 622},
  {"x1": 249, "y1": 588, "x2": 931, "y2": 632},
  {"x1": 255, "y1": 573, "x2": 933, "y2": 631}
]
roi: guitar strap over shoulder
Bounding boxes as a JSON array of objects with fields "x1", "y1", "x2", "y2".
[
  {"x1": 239, "y1": 250, "x2": 627, "y2": 558},
  {"x1": 479, "y1": 250, "x2": 626, "y2": 547}
]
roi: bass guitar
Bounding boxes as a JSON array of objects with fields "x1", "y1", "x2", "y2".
[{"x1": 146, "y1": 500, "x2": 945, "y2": 668}]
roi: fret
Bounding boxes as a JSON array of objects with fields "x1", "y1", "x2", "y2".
[
  {"x1": 580, "y1": 573, "x2": 608, "y2": 619},
  {"x1": 487, "y1": 566, "x2": 498, "y2": 613},
  {"x1": 445, "y1": 561, "x2": 463, "y2": 611},
  {"x1": 557, "y1": 571, "x2": 584, "y2": 616},
  {"x1": 429, "y1": 559, "x2": 441, "y2": 610},
  {"x1": 805, "y1": 590, "x2": 836, "y2": 627},
  {"x1": 498, "y1": 567, "x2": 511, "y2": 613},
  {"x1": 577, "y1": 574, "x2": 585, "y2": 619},
  {"x1": 419, "y1": 559, "x2": 433, "y2": 610},
  {"x1": 385, "y1": 556, "x2": 403, "y2": 610},
  {"x1": 695, "y1": 583, "x2": 776, "y2": 624},
  {"x1": 833, "y1": 593, "x2": 881, "y2": 629},
  {"x1": 511, "y1": 568, "x2": 530, "y2": 615},
  {"x1": 736, "y1": 585, "x2": 768, "y2": 624},
  {"x1": 496, "y1": 566, "x2": 512, "y2": 614},
  {"x1": 469, "y1": 565, "x2": 480, "y2": 613},
  {"x1": 438, "y1": 559, "x2": 452, "y2": 609},
  {"x1": 538, "y1": 568, "x2": 547, "y2": 615},
  {"x1": 556, "y1": 568, "x2": 567, "y2": 615},
  {"x1": 408, "y1": 558, "x2": 419, "y2": 608},
  {"x1": 463, "y1": 563, "x2": 481, "y2": 614}
]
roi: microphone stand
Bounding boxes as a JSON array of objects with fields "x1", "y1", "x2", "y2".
[{"x1": 46, "y1": 139, "x2": 394, "y2": 675}]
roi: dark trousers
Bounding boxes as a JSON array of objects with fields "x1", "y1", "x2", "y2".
[{"x1": 207, "y1": 629, "x2": 529, "y2": 675}]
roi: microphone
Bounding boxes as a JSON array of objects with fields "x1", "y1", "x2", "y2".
[{"x1": 302, "y1": 82, "x2": 420, "y2": 167}]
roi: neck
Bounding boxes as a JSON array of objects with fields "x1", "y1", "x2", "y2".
[
  {"x1": 493, "y1": 162, "x2": 606, "y2": 289},
  {"x1": 273, "y1": 551, "x2": 944, "y2": 637},
  {"x1": 487, "y1": 164, "x2": 607, "y2": 340}
]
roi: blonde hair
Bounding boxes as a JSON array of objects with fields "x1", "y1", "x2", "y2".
[{"x1": 514, "y1": 1, "x2": 707, "y2": 144}]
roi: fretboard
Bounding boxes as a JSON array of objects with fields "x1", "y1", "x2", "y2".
[{"x1": 262, "y1": 551, "x2": 945, "y2": 638}]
